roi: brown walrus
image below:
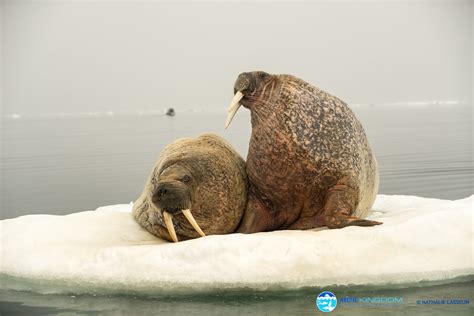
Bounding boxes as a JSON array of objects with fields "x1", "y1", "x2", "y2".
[
  {"x1": 225, "y1": 71, "x2": 381, "y2": 233},
  {"x1": 133, "y1": 133, "x2": 248, "y2": 242}
]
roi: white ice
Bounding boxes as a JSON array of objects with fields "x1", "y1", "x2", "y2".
[{"x1": 0, "y1": 194, "x2": 473, "y2": 295}]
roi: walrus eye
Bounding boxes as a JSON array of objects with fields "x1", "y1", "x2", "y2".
[{"x1": 181, "y1": 175, "x2": 191, "y2": 183}]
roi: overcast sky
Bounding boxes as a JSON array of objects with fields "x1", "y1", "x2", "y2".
[{"x1": 1, "y1": 0, "x2": 472, "y2": 116}]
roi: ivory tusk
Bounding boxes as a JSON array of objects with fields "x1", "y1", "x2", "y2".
[
  {"x1": 182, "y1": 209, "x2": 206, "y2": 237},
  {"x1": 225, "y1": 91, "x2": 244, "y2": 129},
  {"x1": 163, "y1": 211, "x2": 178, "y2": 242},
  {"x1": 227, "y1": 91, "x2": 244, "y2": 112}
]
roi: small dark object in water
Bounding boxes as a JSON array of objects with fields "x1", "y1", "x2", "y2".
[{"x1": 166, "y1": 108, "x2": 175, "y2": 116}]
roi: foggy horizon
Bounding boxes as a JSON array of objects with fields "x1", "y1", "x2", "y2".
[{"x1": 1, "y1": 0, "x2": 472, "y2": 117}]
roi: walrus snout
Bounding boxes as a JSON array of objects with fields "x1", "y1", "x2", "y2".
[
  {"x1": 234, "y1": 73, "x2": 251, "y2": 93},
  {"x1": 224, "y1": 73, "x2": 252, "y2": 129},
  {"x1": 234, "y1": 71, "x2": 271, "y2": 94},
  {"x1": 151, "y1": 181, "x2": 207, "y2": 242},
  {"x1": 225, "y1": 71, "x2": 273, "y2": 129},
  {"x1": 152, "y1": 182, "x2": 191, "y2": 213}
]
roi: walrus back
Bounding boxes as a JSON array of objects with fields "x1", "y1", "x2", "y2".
[{"x1": 280, "y1": 74, "x2": 379, "y2": 217}]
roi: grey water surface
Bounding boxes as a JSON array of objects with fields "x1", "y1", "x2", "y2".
[
  {"x1": 1, "y1": 105, "x2": 472, "y2": 220},
  {"x1": 0, "y1": 280, "x2": 473, "y2": 315}
]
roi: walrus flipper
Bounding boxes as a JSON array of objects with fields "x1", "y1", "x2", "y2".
[
  {"x1": 236, "y1": 192, "x2": 276, "y2": 233},
  {"x1": 322, "y1": 180, "x2": 383, "y2": 229}
]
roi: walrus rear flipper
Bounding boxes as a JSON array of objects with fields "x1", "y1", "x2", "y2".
[{"x1": 322, "y1": 179, "x2": 383, "y2": 229}]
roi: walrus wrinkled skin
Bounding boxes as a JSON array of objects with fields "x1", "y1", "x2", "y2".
[
  {"x1": 226, "y1": 71, "x2": 381, "y2": 233},
  {"x1": 133, "y1": 133, "x2": 248, "y2": 242}
]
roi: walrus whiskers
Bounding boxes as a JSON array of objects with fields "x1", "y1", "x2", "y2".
[
  {"x1": 182, "y1": 209, "x2": 206, "y2": 237},
  {"x1": 225, "y1": 91, "x2": 244, "y2": 129},
  {"x1": 163, "y1": 211, "x2": 178, "y2": 242}
]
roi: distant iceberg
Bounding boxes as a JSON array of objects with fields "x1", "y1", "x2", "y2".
[
  {"x1": 0, "y1": 194, "x2": 472, "y2": 295},
  {"x1": 2, "y1": 113, "x2": 22, "y2": 120}
]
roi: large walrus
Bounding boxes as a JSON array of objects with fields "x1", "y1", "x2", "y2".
[
  {"x1": 133, "y1": 133, "x2": 248, "y2": 242},
  {"x1": 225, "y1": 71, "x2": 381, "y2": 233}
]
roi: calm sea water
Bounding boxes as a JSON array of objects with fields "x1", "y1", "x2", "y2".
[
  {"x1": 1, "y1": 106, "x2": 472, "y2": 219},
  {"x1": 1, "y1": 105, "x2": 473, "y2": 315},
  {"x1": 0, "y1": 280, "x2": 473, "y2": 315}
]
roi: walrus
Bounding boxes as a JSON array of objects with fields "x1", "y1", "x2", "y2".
[
  {"x1": 133, "y1": 133, "x2": 248, "y2": 242},
  {"x1": 225, "y1": 71, "x2": 381, "y2": 233}
]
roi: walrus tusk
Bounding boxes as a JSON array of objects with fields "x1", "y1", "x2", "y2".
[
  {"x1": 227, "y1": 90, "x2": 244, "y2": 112},
  {"x1": 225, "y1": 91, "x2": 244, "y2": 129},
  {"x1": 163, "y1": 211, "x2": 178, "y2": 242},
  {"x1": 182, "y1": 209, "x2": 206, "y2": 237}
]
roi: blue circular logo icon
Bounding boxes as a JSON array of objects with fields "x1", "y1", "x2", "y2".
[{"x1": 316, "y1": 291, "x2": 337, "y2": 313}]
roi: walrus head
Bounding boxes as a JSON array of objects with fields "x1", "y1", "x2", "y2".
[
  {"x1": 225, "y1": 71, "x2": 279, "y2": 128},
  {"x1": 150, "y1": 164, "x2": 205, "y2": 242}
]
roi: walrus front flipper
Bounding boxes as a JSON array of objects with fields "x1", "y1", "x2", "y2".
[
  {"x1": 236, "y1": 193, "x2": 276, "y2": 233},
  {"x1": 322, "y1": 180, "x2": 383, "y2": 229}
]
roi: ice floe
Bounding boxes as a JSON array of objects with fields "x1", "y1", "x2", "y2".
[{"x1": 0, "y1": 194, "x2": 472, "y2": 295}]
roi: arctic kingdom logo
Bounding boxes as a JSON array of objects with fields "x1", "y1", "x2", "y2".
[{"x1": 316, "y1": 291, "x2": 337, "y2": 312}]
